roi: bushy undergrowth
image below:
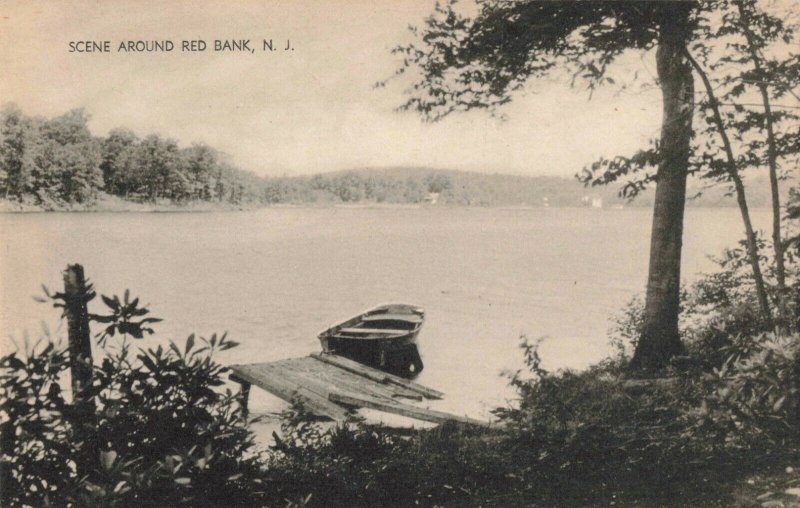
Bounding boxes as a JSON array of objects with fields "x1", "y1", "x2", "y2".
[
  {"x1": 1, "y1": 339, "x2": 74, "y2": 506},
  {"x1": 0, "y1": 289, "x2": 266, "y2": 507},
  {"x1": 693, "y1": 332, "x2": 799, "y2": 451},
  {"x1": 590, "y1": 241, "x2": 800, "y2": 498},
  {"x1": 262, "y1": 412, "x2": 514, "y2": 507},
  {"x1": 499, "y1": 336, "x2": 798, "y2": 501},
  {"x1": 3, "y1": 246, "x2": 800, "y2": 507},
  {"x1": 1, "y1": 332, "x2": 269, "y2": 507}
]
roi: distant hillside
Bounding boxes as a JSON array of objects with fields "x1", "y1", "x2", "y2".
[
  {"x1": 262, "y1": 166, "x2": 628, "y2": 207},
  {"x1": 262, "y1": 166, "x2": 784, "y2": 208}
]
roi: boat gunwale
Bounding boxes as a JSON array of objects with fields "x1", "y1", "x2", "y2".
[{"x1": 317, "y1": 303, "x2": 425, "y2": 341}]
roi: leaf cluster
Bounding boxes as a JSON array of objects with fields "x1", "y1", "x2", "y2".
[
  {"x1": 0, "y1": 341, "x2": 74, "y2": 507},
  {"x1": 92, "y1": 290, "x2": 162, "y2": 345},
  {"x1": 387, "y1": 0, "x2": 681, "y2": 121},
  {"x1": 2, "y1": 286, "x2": 262, "y2": 507}
]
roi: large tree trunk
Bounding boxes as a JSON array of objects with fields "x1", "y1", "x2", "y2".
[{"x1": 629, "y1": 6, "x2": 694, "y2": 372}]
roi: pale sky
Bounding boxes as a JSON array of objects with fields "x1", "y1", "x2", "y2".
[{"x1": 0, "y1": 0, "x2": 666, "y2": 177}]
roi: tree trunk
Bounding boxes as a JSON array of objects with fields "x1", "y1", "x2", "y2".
[
  {"x1": 63, "y1": 264, "x2": 97, "y2": 475},
  {"x1": 761, "y1": 85, "x2": 789, "y2": 331},
  {"x1": 629, "y1": 7, "x2": 694, "y2": 372},
  {"x1": 685, "y1": 49, "x2": 773, "y2": 327},
  {"x1": 736, "y1": 1, "x2": 789, "y2": 332}
]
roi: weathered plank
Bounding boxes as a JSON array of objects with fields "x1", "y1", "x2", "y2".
[
  {"x1": 304, "y1": 357, "x2": 423, "y2": 401},
  {"x1": 260, "y1": 361, "x2": 357, "y2": 405},
  {"x1": 310, "y1": 353, "x2": 444, "y2": 399},
  {"x1": 230, "y1": 364, "x2": 352, "y2": 421},
  {"x1": 260, "y1": 360, "x2": 395, "y2": 405},
  {"x1": 232, "y1": 365, "x2": 351, "y2": 421},
  {"x1": 286, "y1": 358, "x2": 423, "y2": 402},
  {"x1": 328, "y1": 392, "x2": 492, "y2": 428},
  {"x1": 228, "y1": 355, "x2": 486, "y2": 427}
]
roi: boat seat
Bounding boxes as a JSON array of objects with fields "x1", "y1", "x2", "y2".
[
  {"x1": 337, "y1": 327, "x2": 408, "y2": 335},
  {"x1": 361, "y1": 313, "x2": 423, "y2": 324}
]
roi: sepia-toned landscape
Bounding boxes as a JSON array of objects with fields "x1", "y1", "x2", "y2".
[{"x1": 2, "y1": 1, "x2": 800, "y2": 506}]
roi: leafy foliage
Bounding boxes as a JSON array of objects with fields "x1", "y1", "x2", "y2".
[
  {"x1": 92, "y1": 289, "x2": 162, "y2": 346},
  {"x1": 605, "y1": 234, "x2": 800, "y2": 451},
  {"x1": 578, "y1": 140, "x2": 661, "y2": 199},
  {"x1": 610, "y1": 233, "x2": 799, "y2": 368},
  {"x1": 82, "y1": 331, "x2": 260, "y2": 507},
  {"x1": 579, "y1": 0, "x2": 799, "y2": 204},
  {"x1": 263, "y1": 410, "x2": 512, "y2": 508},
  {"x1": 0, "y1": 284, "x2": 263, "y2": 507},
  {"x1": 385, "y1": 0, "x2": 679, "y2": 120},
  {"x1": 691, "y1": 332, "x2": 799, "y2": 451},
  {"x1": 0, "y1": 339, "x2": 75, "y2": 507},
  {"x1": 0, "y1": 105, "x2": 265, "y2": 208},
  {"x1": 491, "y1": 331, "x2": 800, "y2": 505},
  {"x1": 0, "y1": 106, "x2": 102, "y2": 206}
]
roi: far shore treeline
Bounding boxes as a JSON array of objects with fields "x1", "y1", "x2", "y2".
[{"x1": 0, "y1": 104, "x2": 781, "y2": 211}]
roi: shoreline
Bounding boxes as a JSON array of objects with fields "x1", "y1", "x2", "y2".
[
  {"x1": 0, "y1": 198, "x2": 744, "y2": 214},
  {"x1": 0, "y1": 196, "x2": 261, "y2": 214}
]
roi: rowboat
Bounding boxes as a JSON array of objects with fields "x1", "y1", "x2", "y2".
[{"x1": 318, "y1": 303, "x2": 425, "y2": 378}]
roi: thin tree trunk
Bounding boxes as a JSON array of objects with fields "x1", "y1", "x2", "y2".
[
  {"x1": 685, "y1": 49, "x2": 773, "y2": 327},
  {"x1": 736, "y1": 1, "x2": 789, "y2": 331},
  {"x1": 630, "y1": 6, "x2": 694, "y2": 372}
]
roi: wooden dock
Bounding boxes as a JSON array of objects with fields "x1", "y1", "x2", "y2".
[{"x1": 229, "y1": 353, "x2": 491, "y2": 427}]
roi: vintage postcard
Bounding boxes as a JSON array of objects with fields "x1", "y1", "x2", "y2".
[{"x1": 1, "y1": 1, "x2": 798, "y2": 506}]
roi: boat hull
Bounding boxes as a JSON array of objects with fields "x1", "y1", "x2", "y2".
[{"x1": 318, "y1": 304, "x2": 425, "y2": 378}]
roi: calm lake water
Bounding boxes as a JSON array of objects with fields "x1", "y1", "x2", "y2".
[{"x1": 0, "y1": 206, "x2": 771, "y2": 424}]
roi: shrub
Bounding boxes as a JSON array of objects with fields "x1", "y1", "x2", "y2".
[
  {"x1": 262, "y1": 410, "x2": 513, "y2": 508},
  {"x1": 495, "y1": 338, "x2": 704, "y2": 504},
  {"x1": 82, "y1": 332, "x2": 265, "y2": 507},
  {"x1": 609, "y1": 239, "x2": 798, "y2": 370},
  {"x1": 0, "y1": 286, "x2": 266, "y2": 507},
  {"x1": 0, "y1": 338, "x2": 76, "y2": 507},
  {"x1": 687, "y1": 332, "x2": 800, "y2": 452},
  {"x1": 493, "y1": 330, "x2": 800, "y2": 505}
]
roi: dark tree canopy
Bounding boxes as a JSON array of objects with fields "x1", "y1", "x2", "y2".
[{"x1": 390, "y1": 0, "x2": 696, "y2": 121}]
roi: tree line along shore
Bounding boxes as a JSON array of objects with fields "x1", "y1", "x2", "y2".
[{"x1": 1, "y1": 105, "x2": 787, "y2": 212}]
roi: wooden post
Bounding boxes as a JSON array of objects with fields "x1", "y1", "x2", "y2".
[
  {"x1": 230, "y1": 374, "x2": 251, "y2": 420},
  {"x1": 63, "y1": 264, "x2": 96, "y2": 473},
  {"x1": 0, "y1": 417, "x2": 14, "y2": 503},
  {"x1": 240, "y1": 382, "x2": 251, "y2": 420},
  {"x1": 64, "y1": 264, "x2": 94, "y2": 406}
]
